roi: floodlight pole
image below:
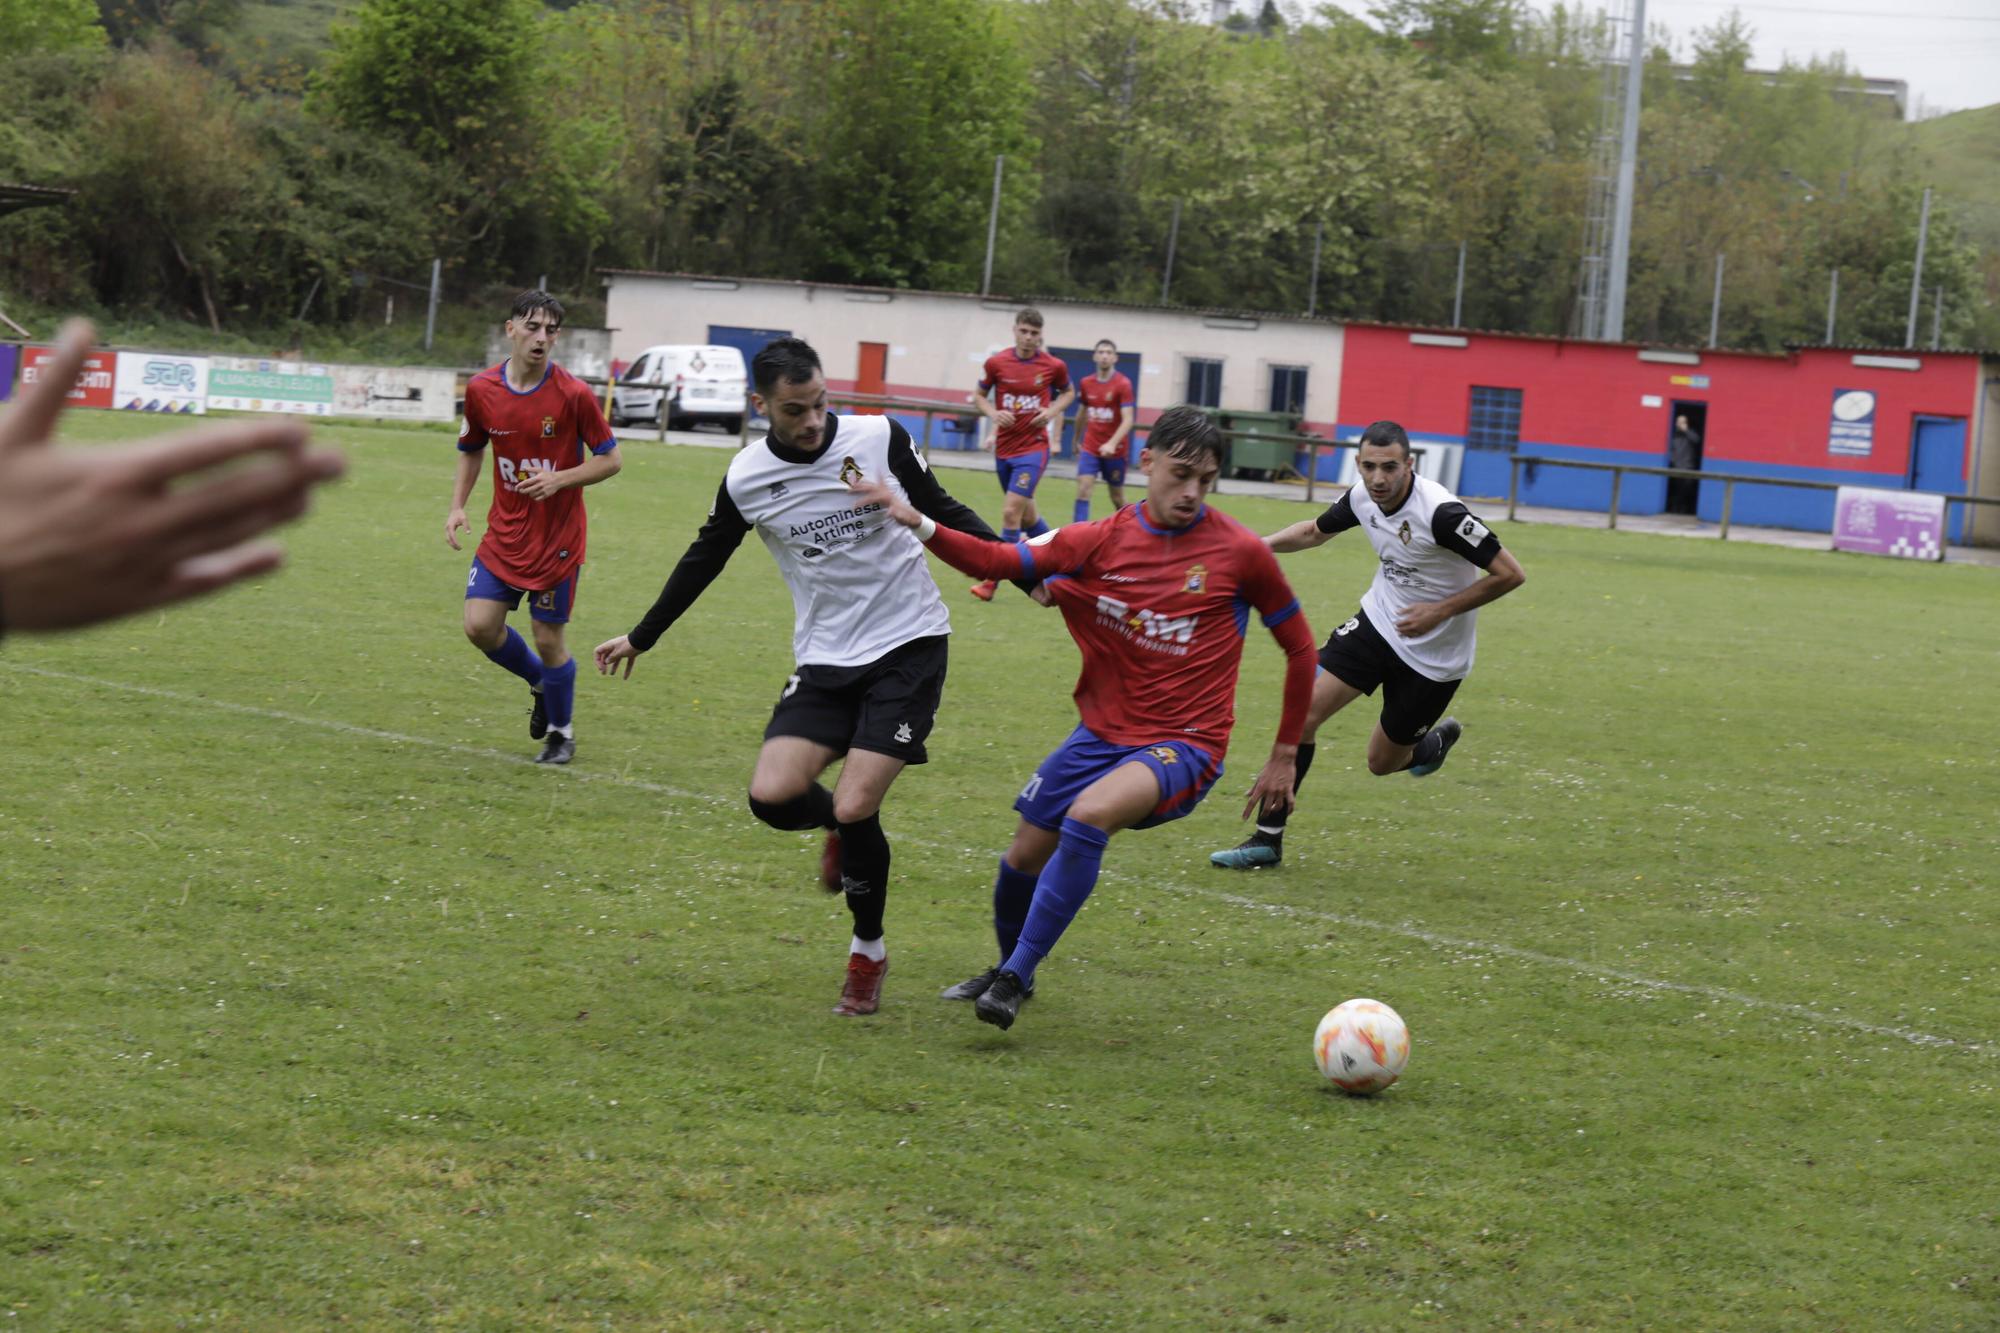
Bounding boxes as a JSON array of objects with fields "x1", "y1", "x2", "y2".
[
  {"x1": 1601, "y1": 0, "x2": 1646, "y2": 342},
  {"x1": 1452, "y1": 240, "x2": 1467, "y2": 327},
  {"x1": 1306, "y1": 220, "x2": 1323, "y2": 317},
  {"x1": 1904, "y1": 186, "x2": 1931, "y2": 349},
  {"x1": 981, "y1": 155, "x2": 1003, "y2": 296},
  {"x1": 424, "y1": 258, "x2": 441, "y2": 353},
  {"x1": 1161, "y1": 199, "x2": 1182, "y2": 305},
  {"x1": 1825, "y1": 269, "x2": 1838, "y2": 344},
  {"x1": 1932, "y1": 286, "x2": 1943, "y2": 349},
  {"x1": 1708, "y1": 252, "x2": 1724, "y2": 348}
]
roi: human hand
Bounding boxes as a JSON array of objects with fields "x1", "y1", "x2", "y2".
[
  {"x1": 1395, "y1": 601, "x2": 1448, "y2": 637},
  {"x1": 991, "y1": 410, "x2": 1016, "y2": 431},
  {"x1": 515, "y1": 464, "x2": 564, "y2": 501},
  {"x1": 593, "y1": 635, "x2": 641, "y2": 678},
  {"x1": 846, "y1": 477, "x2": 923, "y2": 530},
  {"x1": 1099, "y1": 444, "x2": 1120, "y2": 458},
  {"x1": 1028, "y1": 582, "x2": 1055, "y2": 607},
  {"x1": 445, "y1": 507, "x2": 469, "y2": 549},
  {"x1": 1241, "y1": 747, "x2": 1299, "y2": 821},
  {"x1": 0, "y1": 319, "x2": 345, "y2": 632}
]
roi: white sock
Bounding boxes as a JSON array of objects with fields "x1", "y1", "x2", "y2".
[
  {"x1": 850, "y1": 935, "x2": 886, "y2": 962},
  {"x1": 1255, "y1": 824, "x2": 1285, "y2": 838},
  {"x1": 549, "y1": 724, "x2": 573, "y2": 739}
]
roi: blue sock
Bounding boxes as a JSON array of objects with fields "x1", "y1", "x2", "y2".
[
  {"x1": 1024, "y1": 518, "x2": 1051, "y2": 538},
  {"x1": 1072, "y1": 498, "x2": 1090, "y2": 523},
  {"x1": 541, "y1": 657, "x2": 577, "y2": 734},
  {"x1": 992, "y1": 858, "x2": 1039, "y2": 963},
  {"x1": 483, "y1": 626, "x2": 543, "y2": 687},
  {"x1": 1003, "y1": 818, "x2": 1110, "y2": 987},
  {"x1": 1000, "y1": 527, "x2": 1019, "y2": 543}
]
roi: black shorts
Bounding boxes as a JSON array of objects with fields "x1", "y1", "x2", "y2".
[
  {"x1": 764, "y1": 634, "x2": 949, "y2": 765},
  {"x1": 1316, "y1": 608, "x2": 1462, "y2": 747}
]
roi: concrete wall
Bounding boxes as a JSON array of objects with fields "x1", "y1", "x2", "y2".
[{"x1": 601, "y1": 271, "x2": 1343, "y2": 440}]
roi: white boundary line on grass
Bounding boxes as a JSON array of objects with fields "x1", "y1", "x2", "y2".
[{"x1": 8, "y1": 661, "x2": 1985, "y2": 1056}]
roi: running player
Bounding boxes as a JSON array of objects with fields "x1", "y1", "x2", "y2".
[
  {"x1": 1071, "y1": 338, "x2": 1135, "y2": 523},
  {"x1": 446, "y1": 289, "x2": 622, "y2": 765},
  {"x1": 593, "y1": 337, "x2": 1015, "y2": 1017},
  {"x1": 853, "y1": 405, "x2": 1318, "y2": 1031},
  {"x1": 968, "y1": 307, "x2": 1073, "y2": 601},
  {"x1": 1211, "y1": 419, "x2": 1526, "y2": 869}
]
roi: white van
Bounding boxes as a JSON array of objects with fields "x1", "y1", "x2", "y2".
[{"x1": 611, "y1": 344, "x2": 748, "y2": 432}]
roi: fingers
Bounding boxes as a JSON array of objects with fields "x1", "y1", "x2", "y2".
[
  {"x1": 113, "y1": 448, "x2": 340, "y2": 551},
  {"x1": 154, "y1": 542, "x2": 288, "y2": 608},
  {"x1": 120, "y1": 418, "x2": 319, "y2": 486},
  {"x1": 1, "y1": 318, "x2": 95, "y2": 453}
]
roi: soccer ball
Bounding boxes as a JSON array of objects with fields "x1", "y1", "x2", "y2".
[{"x1": 1313, "y1": 998, "x2": 1411, "y2": 1094}]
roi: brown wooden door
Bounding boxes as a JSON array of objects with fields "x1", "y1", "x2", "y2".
[{"x1": 855, "y1": 342, "x2": 888, "y2": 413}]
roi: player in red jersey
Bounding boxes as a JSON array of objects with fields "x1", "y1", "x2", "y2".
[
  {"x1": 446, "y1": 290, "x2": 622, "y2": 765},
  {"x1": 967, "y1": 307, "x2": 1073, "y2": 601},
  {"x1": 1070, "y1": 338, "x2": 1135, "y2": 524},
  {"x1": 852, "y1": 405, "x2": 1317, "y2": 1031}
]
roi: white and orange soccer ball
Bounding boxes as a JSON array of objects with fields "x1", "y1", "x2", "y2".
[{"x1": 1313, "y1": 998, "x2": 1411, "y2": 1094}]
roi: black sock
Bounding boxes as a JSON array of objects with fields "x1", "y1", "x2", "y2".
[
  {"x1": 1258, "y1": 742, "x2": 1316, "y2": 833},
  {"x1": 747, "y1": 783, "x2": 836, "y2": 832},
  {"x1": 837, "y1": 813, "x2": 890, "y2": 941}
]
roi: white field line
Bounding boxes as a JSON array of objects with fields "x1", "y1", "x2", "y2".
[{"x1": 7, "y1": 662, "x2": 1985, "y2": 1055}]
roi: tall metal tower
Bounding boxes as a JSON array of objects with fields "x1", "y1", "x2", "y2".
[{"x1": 1574, "y1": 0, "x2": 1642, "y2": 341}]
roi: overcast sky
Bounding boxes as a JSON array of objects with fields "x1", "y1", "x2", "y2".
[{"x1": 1532, "y1": 0, "x2": 2000, "y2": 118}]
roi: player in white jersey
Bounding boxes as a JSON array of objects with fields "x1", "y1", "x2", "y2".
[
  {"x1": 593, "y1": 338, "x2": 1017, "y2": 1013},
  {"x1": 1211, "y1": 419, "x2": 1526, "y2": 869}
]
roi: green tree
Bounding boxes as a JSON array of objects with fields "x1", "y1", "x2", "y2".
[{"x1": 2, "y1": 0, "x2": 106, "y2": 53}]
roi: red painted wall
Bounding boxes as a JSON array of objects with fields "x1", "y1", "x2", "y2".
[{"x1": 1337, "y1": 326, "x2": 1979, "y2": 480}]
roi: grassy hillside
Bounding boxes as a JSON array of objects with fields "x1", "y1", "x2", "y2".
[{"x1": 1910, "y1": 102, "x2": 2000, "y2": 248}]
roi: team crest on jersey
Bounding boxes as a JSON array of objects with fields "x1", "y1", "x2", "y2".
[
  {"x1": 541, "y1": 416, "x2": 556, "y2": 439},
  {"x1": 1397, "y1": 519, "x2": 1412, "y2": 546},
  {"x1": 769, "y1": 481, "x2": 790, "y2": 499},
  {"x1": 1184, "y1": 563, "x2": 1208, "y2": 594},
  {"x1": 838, "y1": 456, "x2": 863, "y2": 487},
  {"x1": 1147, "y1": 746, "x2": 1179, "y2": 765}
]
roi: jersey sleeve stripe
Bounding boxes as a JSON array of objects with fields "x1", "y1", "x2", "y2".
[
  {"x1": 1260, "y1": 598, "x2": 1302, "y2": 628},
  {"x1": 589, "y1": 436, "x2": 618, "y2": 454}
]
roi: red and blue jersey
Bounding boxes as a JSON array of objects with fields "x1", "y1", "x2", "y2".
[
  {"x1": 459, "y1": 361, "x2": 616, "y2": 590},
  {"x1": 1076, "y1": 371, "x2": 1134, "y2": 454},
  {"x1": 979, "y1": 350, "x2": 1070, "y2": 458},
  {"x1": 922, "y1": 503, "x2": 1316, "y2": 759}
]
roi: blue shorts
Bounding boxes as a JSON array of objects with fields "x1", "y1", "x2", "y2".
[
  {"x1": 466, "y1": 555, "x2": 578, "y2": 624},
  {"x1": 995, "y1": 449, "x2": 1050, "y2": 497},
  {"x1": 1015, "y1": 725, "x2": 1223, "y2": 832},
  {"x1": 1076, "y1": 449, "x2": 1127, "y2": 485}
]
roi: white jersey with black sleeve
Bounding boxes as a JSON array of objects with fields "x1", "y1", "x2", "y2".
[
  {"x1": 627, "y1": 414, "x2": 1002, "y2": 669},
  {"x1": 1313, "y1": 473, "x2": 1503, "y2": 681}
]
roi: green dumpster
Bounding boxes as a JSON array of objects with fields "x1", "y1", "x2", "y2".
[{"x1": 1215, "y1": 409, "x2": 1304, "y2": 480}]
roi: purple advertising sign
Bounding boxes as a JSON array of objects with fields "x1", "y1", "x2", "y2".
[
  {"x1": 1832, "y1": 485, "x2": 1945, "y2": 561},
  {"x1": 0, "y1": 342, "x2": 18, "y2": 402}
]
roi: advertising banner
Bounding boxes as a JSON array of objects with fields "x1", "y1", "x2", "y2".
[
  {"x1": 330, "y1": 364, "x2": 456, "y2": 421},
  {"x1": 1832, "y1": 486, "x2": 1945, "y2": 561},
  {"x1": 113, "y1": 350, "x2": 209, "y2": 414},
  {"x1": 1828, "y1": 388, "x2": 1875, "y2": 458},
  {"x1": 208, "y1": 357, "x2": 335, "y2": 415},
  {"x1": 0, "y1": 343, "x2": 17, "y2": 402},
  {"x1": 22, "y1": 345, "x2": 115, "y2": 409}
]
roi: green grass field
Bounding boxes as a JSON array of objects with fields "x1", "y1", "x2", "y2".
[{"x1": 4, "y1": 413, "x2": 1998, "y2": 1329}]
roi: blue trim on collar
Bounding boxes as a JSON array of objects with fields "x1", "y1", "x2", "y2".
[
  {"x1": 498, "y1": 363, "x2": 553, "y2": 397},
  {"x1": 1135, "y1": 503, "x2": 1207, "y2": 536}
]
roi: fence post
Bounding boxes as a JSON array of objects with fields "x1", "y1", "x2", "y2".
[
  {"x1": 1507, "y1": 455, "x2": 1520, "y2": 521},
  {"x1": 1304, "y1": 439, "x2": 1318, "y2": 504},
  {"x1": 1719, "y1": 481, "x2": 1734, "y2": 540},
  {"x1": 1608, "y1": 469, "x2": 1622, "y2": 529}
]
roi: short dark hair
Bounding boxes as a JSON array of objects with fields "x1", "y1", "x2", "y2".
[
  {"x1": 1145, "y1": 405, "x2": 1223, "y2": 467},
  {"x1": 1358, "y1": 420, "x2": 1411, "y2": 456},
  {"x1": 1094, "y1": 338, "x2": 1117, "y2": 352},
  {"x1": 1015, "y1": 308, "x2": 1044, "y2": 329},
  {"x1": 752, "y1": 336, "x2": 822, "y2": 397},
  {"x1": 510, "y1": 289, "x2": 564, "y2": 328}
]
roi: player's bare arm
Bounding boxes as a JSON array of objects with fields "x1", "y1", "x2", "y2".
[
  {"x1": 1393, "y1": 548, "x2": 1526, "y2": 637},
  {"x1": 1102, "y1": 406, "x2": 1134, "y2": 456},
  {"x1": 517, "y1": 444, "x2": 623, "y2": 501},
  {"x1": 444, "y1": 449, "x2": 482, "y2": 549},
  {"x1": 1265, "y1": 516, "x2": 1333, "y2": 553},
  {"x1": 973, "y1": 386, "x2": 1014, "y2": 438}
]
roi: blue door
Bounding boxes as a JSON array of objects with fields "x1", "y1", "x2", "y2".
[
  {"x1": 706, "y1": 326, "x2": 791, "y2": 373},
  {"x1": 1049, "y1": 346, "x2": 1142, "y2": 459},
  {"x1": 1910, "y1": 415, "x2": 1967, "y2": 542}
]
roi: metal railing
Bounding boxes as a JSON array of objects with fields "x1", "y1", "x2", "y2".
[{"x1": 1505, "y1": 455, "x2": 1997, "y2": 540}]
